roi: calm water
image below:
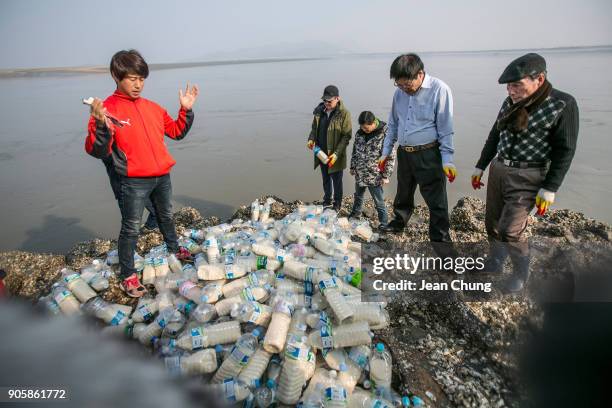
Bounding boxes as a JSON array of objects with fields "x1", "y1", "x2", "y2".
[{"x1": 1, "y1": 49, "x2": 611, "y2": 253}]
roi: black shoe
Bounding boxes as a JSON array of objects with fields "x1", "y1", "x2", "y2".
[
  {"x1": 380, "y1": 219, "x2": 405, "y2": 233},
  {"x1": 503, "y1": 255, "x2": 530, "y2": 293}
]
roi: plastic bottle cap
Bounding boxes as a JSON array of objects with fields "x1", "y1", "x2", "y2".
[
  {"x1": 402, "y1": 396, "x2": 411, "y2": 407},
  {"x1": 339, "y1": 362, "x2": 347, "y2": 372},
  {"x1": 252, "y1": 328, "x2": 260, "y2": 338},
  {"x1": 266, "y1": 379, "x2": 276, "y2": 389},
  {"x1": 376, "y1": 343, "x2": 385, "y2": 352},
  {"x1": 411, "y1": 396, "x2": 424, "y2": 406},
  {"x1": 215, "y1": 345, "x2": 223, "y2": 353}
]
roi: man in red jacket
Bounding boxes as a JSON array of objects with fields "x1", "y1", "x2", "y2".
[{"x1": 85, "y1": 49, "x2": 199, "y2": 297}]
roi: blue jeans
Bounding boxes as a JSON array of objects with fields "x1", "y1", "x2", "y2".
[
  {"x1": 103, "y1": 157, "x2": 158, "y2": 229},
  {"x1": 117, "y1": 174, "x2": 179, "y2": 279},
  {"x1": 351, "y1": 184, "x2": 388, "y2": 225},
  {"x1": 320, "y1": 166, "x2": 343, "y2": 208}
]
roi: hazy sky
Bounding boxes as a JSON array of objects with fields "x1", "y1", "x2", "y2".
[{"x1": 1, "y1": 0, "x2": 611, "y2": 69}]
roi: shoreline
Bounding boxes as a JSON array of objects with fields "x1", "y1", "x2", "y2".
[{"x1": 1, "y1": 195, "x2": 610, "y2": 407}]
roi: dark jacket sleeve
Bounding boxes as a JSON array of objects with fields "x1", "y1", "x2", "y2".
[
  {"x1": 541, "y1": 97, "x2": 579, "y2": 192},
  {"x1": 308, "y1": 115, "x2": 317, "y2": 142},
  {"x1": 85, "y1": 116, "x2": 112, "y2": 159},
  {"x1": 164, "y1": 107, "x2": 194, "y2": 140},
  {"x1": 334, "y1": 110, "x2": 352, "y2": 157},
  {"x1": 475, "y1": 122, "x2": 501, "y2": 170}
]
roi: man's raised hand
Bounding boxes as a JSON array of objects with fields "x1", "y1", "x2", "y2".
[{"x1": 179, "y1": 83, "x2": 199, "y2": 110}]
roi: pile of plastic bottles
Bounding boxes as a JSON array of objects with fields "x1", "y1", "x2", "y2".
[{"x1": 39, "y1": 198, "x2": 426, "y2": 407}]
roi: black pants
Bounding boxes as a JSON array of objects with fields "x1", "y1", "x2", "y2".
[
  {"x1": 320, "y1": 165, "x2": 343, "y2": 208},
  {"x1": 103, "y1": 158, "x2": 158, "y2": 229},
  {"x1": 117, "y1": 174, "x2": 179, "y2": 279},
  {"x1": 392, "y1": 147, "x2": 451, "y2": 242}
]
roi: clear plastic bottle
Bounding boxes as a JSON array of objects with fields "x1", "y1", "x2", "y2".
[
  {"x1": 131, "y1": 296, "x2": 158, "y2": 323},
  {"x1": 348, "y1": 388, "x2": 394, "y2": 408},
  {"x1": 51, "y1": 283, "x2": 81, "y2": 315},
  {"x1": 61, "y1": 268, "x2": 97, "y2": 302},
  {"x1": 262, "y1": 295, "x2": 295, "y2": 353},
  {"x1": 178, "y1": 348, "x2": 218, "y2": 375},
  {"x1": 197, "y1": 262, "x2": 247, "y2": 281},
  {"x1": 251, "y1": 199, "x2": 261, "y2": 223},
  {"x1": 313, "y1": 146, "x2": 329, "y2": 165},
  {"x1": 222, "y1": 270, "x2": 275, "y2": 298},
  {"x1": 317, "y1": 273, "x2": 354, "y2": 322},
  {"x1": 176, "y1": 320, "x2": 242, "y2": 351},
  {"x1": 322, "y1": 369, "x2": 348, "y2": 408},
  {"x1": 369, "y1": 343, "x2": 393, "y2": 399},
  {"x1": 231, "y1": 301, "x2": 273, "y2": 327},
  {"x1": 83, "y1": 297, "x2": 131, "y2": 326},
  {"x1": 212, "y1": 329, "x2": 261, "y2": 383},
  {"x1": 215, "y1": 286, "x2": 270, "y2": 316},
  {"x1": 276, "y1": 335, "x2": 315, "y2": 405},
  {"x1": 308, "y1": 321, "x2": 372, "y2": 350},
  {"x1": 238, "y1": 346, "x2": 273, "y2": 388},
  {"x1": 206, "y1": 378, "x2": 252, "y2": 403},
  {"x1": 349, "y1": 303, "x2": 390, "y2": 330},
  {"x1": 204, "y1": 236, "x2": 220, "y2": 264},
  {"x1": 38, "y1": 294, "x2": 61, "y2": 316},
  {"x1": 167, "y1": 253, "x2": 182, "y2": 274},
  {"x1": 253, "y1": 379, "x2": 276, "y2": 407},
  {"x1": 190, "y1": 303, "x2": 217, "y2": 323},
  {"x1": 266, "y1": 354, "x2": 282, "y2": 386},
  {"x1": 138, "y1": 308, "x2": 173, "y2": 345},
  {"x1": 142, "y1": 256, "x2": 156, "y2": 285}
]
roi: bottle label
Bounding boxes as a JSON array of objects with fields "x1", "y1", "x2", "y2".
[
  {"x1": 256, "y1": 256, "x2": 267, "y2": 270},
  {"x1": 164, "y1": 356, "x2": 182, "y2": 376},
  {"x1": 191, "y1": 327, "x2": 203, "y2": 350},
  {"x1": 248, "y1": 273, "x2": 259, "y2": 287},
  {"x1": 110, "y1": 310, "x2": 126, "y2": 326},
  {"x1": 324, "y1": 387, "x2": 347, "y2": 402},
  {"x1": 285, "y1": 343, "x2": 309, "y2": 361},
  {"x1": 304, "y1": 294, "x2": 312, "y2": 308},
  {"x1": 305, "y1": 266, "x2": 316, "y2": 283},
  {"x1": 224, "y1": 265, "x2": 235, "y2": 279},
  {"x1": 318, "y1": 277, "x2": 338, "y2": 295},
  {"x1": 54, "y1": 290, "x2": 72, "y2": 304},
  {"x1": 248, "y1": 303, "x2": 261, "y2": 324},
  {"x1": 63, "y1": 273, "x2": 81, "y2": 284},
  {"x1": 179, "y1": 281, "x2": 197, "y2": 297},
  {"x1": 276, "y1": 248, "x2": 287, "y2": 262},
  {"x1": 157, "y1": 318, "x2": 167, "y2": 329},
  {"x1": 320, "y1": 323, "x2": 334, "y2": 350},
  {"x1": 349, "y1": 349, "x2": 368, "y2": 369},
  {"x1": 223, "y1": 379, "x2": 236, "y2": 402},
  {"x1": 242, "y1": 287, "x2": 256, "y2": 302},
  {"x1": 230, "y1": 345, "x2": 250, "y2": 366},
  {"x1": 303, "y1": 281, "x2": 314, "y2": 295},
  {"x1": 273, "y1": 299, "x2": 293, "y2": 316},
  {"x1": 329, "y1": 259, "x2": 337, "y2": 275},
  {"x1": 224, "y1": 252, "x2": 235, "y2": 265}
]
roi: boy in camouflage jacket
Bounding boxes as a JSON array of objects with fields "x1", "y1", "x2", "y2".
[{"x1": 349, "y1": 111, "x2": 396, "y2": 226}]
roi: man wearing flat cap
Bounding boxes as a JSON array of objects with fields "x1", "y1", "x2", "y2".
[
  {"x1": 307, "y1": 85, "x2": 352, "y2": 211},
  {"x1": 471, "y1": 53, "x2": 579, "y2": 291}
]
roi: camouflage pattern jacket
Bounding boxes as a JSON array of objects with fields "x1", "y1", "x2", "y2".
[{"x1": 350, "y1": 120, "x2": 396, "y2": 187}]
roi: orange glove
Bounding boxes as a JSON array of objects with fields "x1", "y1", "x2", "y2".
[
  {"x1": 307, "y1": 140, "x2": 315, "y2": 150},
  {"x1": 443, "y1": 164, "x2": 457, "y2": 183},
  {"x1": 327, "y1": 153, "x2": 338, "y2": 168},
  {"x1": 535, "y1": 188, "x2": 555, "y2": 216},
  {"x1": 471, "y1": 168, "x2": 484, "y2": 190},
  {"x1": 377, "y1": 156, "x2": 388, "y2": 173}
]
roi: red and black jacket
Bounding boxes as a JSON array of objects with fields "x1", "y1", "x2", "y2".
[{"x1": 85, "y1": 90, "x2": 194, "y2": 177}]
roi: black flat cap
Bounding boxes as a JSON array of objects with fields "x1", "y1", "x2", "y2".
[
  {"x1": 498, "y1": 53, "x2": 547, "y2": 84},
  {"x1": 322, "y1": 85, "x2": 339, "y2": 100}
]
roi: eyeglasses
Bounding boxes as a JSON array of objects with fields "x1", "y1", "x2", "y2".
[{"x1": 394, "y1": 79, "x2": 418, "y2": 89}]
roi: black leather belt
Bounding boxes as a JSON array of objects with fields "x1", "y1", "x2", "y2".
[
  {"x1": 399, "y1": 141, "x2": 439, "y2": 153},
  {"x1": 497, "y1": 157, "x2": 548, "y2": 169}
]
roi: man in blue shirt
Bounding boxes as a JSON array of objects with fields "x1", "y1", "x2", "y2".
[{"x1": 379, "y1": 54, "x2": 457, "y2": 243}]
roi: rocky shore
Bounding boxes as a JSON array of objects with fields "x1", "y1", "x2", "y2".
[{"x1": 1, "y1": 196, "x2": 610, "y2": 407}]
